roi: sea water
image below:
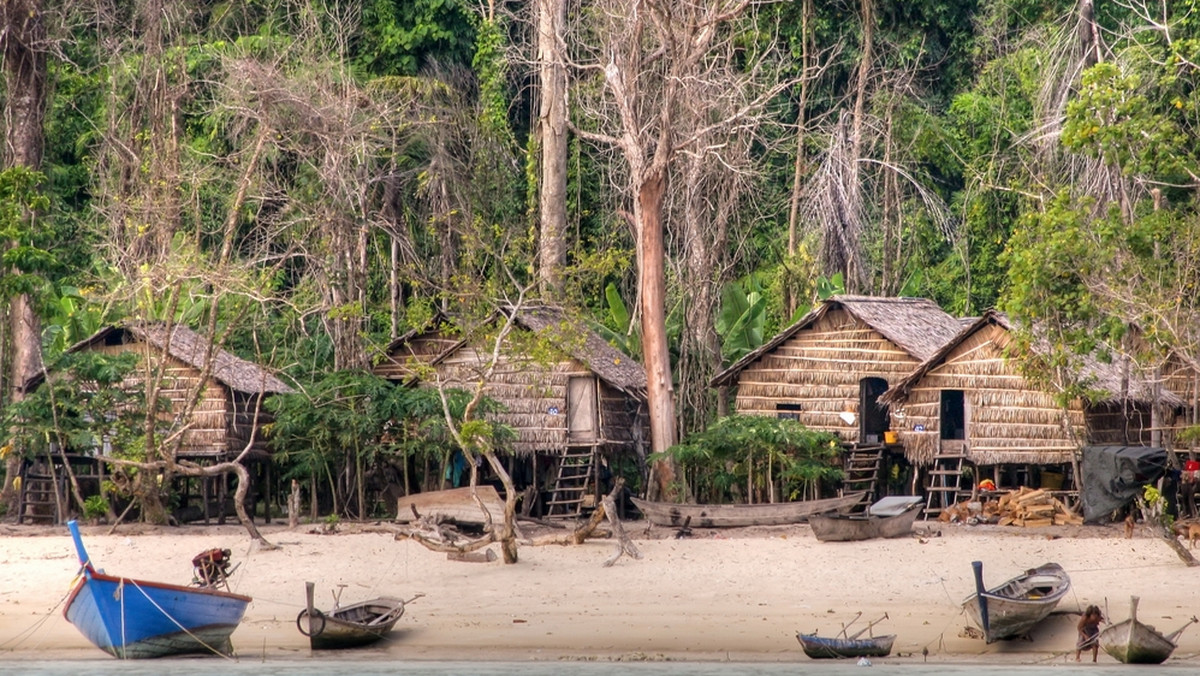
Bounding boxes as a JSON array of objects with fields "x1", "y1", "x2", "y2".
[{"x1": 5, "y1": 661, "x2": 1192, "y2": 676}]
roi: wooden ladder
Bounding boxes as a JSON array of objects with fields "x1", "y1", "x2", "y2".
[
  {"x1": 923, "y1": 452, "x2": 966, "y2": 520},
  {"x1": 843, "y1": 445, "x2": 883, "y2": 505},
  {"x1": 545, "y1": 447, "x2": 596, "y2": 519},
  {"x1": 17, "y1": 460, "x2": 63, "y2": 525}
]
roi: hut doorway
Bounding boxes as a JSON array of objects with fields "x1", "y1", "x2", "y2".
[
  {"x1": 940, "y1": 390, "x2": 966, "y2": 440},
  {"x1": 859, "y1": 377, "x2": 889, "y2": 443},
  {"x1": 567, "y1": 376, "x2": 599, "y2": 444}
]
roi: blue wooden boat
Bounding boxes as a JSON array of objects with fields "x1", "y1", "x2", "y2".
[{"x1": 63, "y1": 520, "x2": 252, "y2": 658}]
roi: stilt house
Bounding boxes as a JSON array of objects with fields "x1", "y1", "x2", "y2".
[
  {"x1": 709, "y1": 295, "x2": 963, "y2": 501},
  {"x1": 375, "y1": 305, "x2": 648, "y2": 518},
  {"x1": 17, "y1": 323, "x2": 294, "y2": 524},
  {"x1": 879, "y1": 309, "x2": 1189, "y2": 515}
]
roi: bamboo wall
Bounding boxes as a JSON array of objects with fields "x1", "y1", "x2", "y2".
[
  {"x1": 92, "y1": 343, "x2": 235, "y2": 457},
  {"x1": 893, "y1": 323, "x2": 1085, "y2": 467},
  {"x1": 731, "y1": 308, "x2": 922, "y2": 444},
  {"x1": 386, "y1": 334, "x2": 644, "y2": 455}
]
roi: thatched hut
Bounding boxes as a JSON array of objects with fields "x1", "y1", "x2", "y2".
[
  {"x1": 880, "y1": 310, "x2": 1188, "y2": 493},
  {"x1": 18, "y1": 323, "x2": 294, "y2": 524},
  {"x1": 375, "y1": 305, "x2": 648, "y2": 517},
  {"x1": 710, "y1": 295, "x2": 962, "y2": 444}
]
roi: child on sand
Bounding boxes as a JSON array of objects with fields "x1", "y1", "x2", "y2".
[{"x1": 1075, "y1": 605, "x2": 1104, "y2": 662}]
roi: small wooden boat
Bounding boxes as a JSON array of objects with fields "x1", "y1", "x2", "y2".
[
  {"x1": 296, "y1": 581, "x2": 411, "y2": 649},
  {"x1": 1100, "y1": 596, "x2": 1198, "y2": 664},
  {"x1": 63, "y1": 520, "x2": 251, "y2": 658},
  {"x1": 395, "y1": 486, "x2": 505, "y2": 526},
  {"x1": 631, "y1": 492, "x2": 866, "y2": 528},
  {"x1": 808, "y1": 496, "x2": 924, "y2": 542},
  {"x1": 961, "y1": 561, "x2": 1071, "y2": 643},
  {"x1": 796, "y1": 612, "x2": 894, "y2": 659}
]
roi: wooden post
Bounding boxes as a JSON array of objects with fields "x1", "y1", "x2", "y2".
[{"x1": 288, "y1": 479, "x2": 300, "y2": 529}]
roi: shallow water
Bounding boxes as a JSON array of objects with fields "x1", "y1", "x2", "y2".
[{"x1": 7, "y1": 660, "x2": 1193, "y2": 676}]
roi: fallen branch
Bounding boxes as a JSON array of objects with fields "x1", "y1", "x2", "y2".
[{"x1": 601, "y1": 488, "x2": 641, "y2": 567}]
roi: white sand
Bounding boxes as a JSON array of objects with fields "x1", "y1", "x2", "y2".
[{"x1": 1, "y1": 520, "x2": 1197, "y2": 664}]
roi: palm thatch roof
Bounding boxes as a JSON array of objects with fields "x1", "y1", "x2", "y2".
[
  {"x1": 382, "y1": 305, "x2": 647, "y2": 398},
  {"x1": 880, "y1": 309, "x2": 1186, "y2": 408},
  {"x1": 510, "y1": 305, "x2": 647, "y2": 397},
  {"x1": 711, "y1": 295, "x2": 962, "y2": 386},
  {"x1": 27, "y1": 323, "x2": 294, "y2": 395}
]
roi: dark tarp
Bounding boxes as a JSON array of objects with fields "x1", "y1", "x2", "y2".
[{"x1": 1081, "y1": 445, "x2": 1168, "y2": 522}]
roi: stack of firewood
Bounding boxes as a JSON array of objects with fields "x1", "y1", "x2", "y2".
[
  {"x1": 937, "y1": 486, "x2": 1084, "y2": 527},
  {"x1": 994, "y1": 487, "x2": 1083, "y2": 527}
]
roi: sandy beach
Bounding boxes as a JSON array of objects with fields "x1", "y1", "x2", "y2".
[{"x1": 1, "y1": 518, "x2": 1198, "y2": 665}]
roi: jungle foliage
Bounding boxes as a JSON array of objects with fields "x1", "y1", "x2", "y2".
[{"x1": 7, "y1": 0, "x2": 1200, "y2": 518}]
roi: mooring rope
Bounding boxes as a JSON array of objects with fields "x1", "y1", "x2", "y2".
[
  {"x1": 0, "y1": 570, "x2": 77, "y2": 652},
  {"x1": 126, "y1": 577, "x2": 237, "y2": 660}
]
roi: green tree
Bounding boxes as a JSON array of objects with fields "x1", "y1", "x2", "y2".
[{"x1": 656, "y1": 415, "x2": 843, "y2": 505}]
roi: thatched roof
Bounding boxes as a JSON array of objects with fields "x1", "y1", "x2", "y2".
[
  {"x1": 27, "y1": 324, "x2": 294, "y2": 395},
  {"x1": 382, "y1": 305, "x2": 647, "y2": 398},
  {"x1": 510, "y1": 306, "x2": 647, "y2": 396},
  {"x1": 880, "y1": 309, "x2": 1186, "y2": 408},
  {"x1": 711, "y1": 295, "x2": 962, "y2": 386}
]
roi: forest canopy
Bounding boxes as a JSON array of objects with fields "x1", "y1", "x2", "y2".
[{"x1": 4, "y1": 0, "x2": 1200, "y2": 519}]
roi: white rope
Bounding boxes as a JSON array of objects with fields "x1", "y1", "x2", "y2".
[{"x1": 125, "y1": 577, "x2": 237, "y2": 660}]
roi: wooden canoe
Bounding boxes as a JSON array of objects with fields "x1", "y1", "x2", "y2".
[
  {"x1": 1100, "y1": 596, "x2": 1197, "y2": 664},
  {"x1": 808, "y1": 496, "x2": 924, "y2": 542},
  {"x1": 961, "y1": 561, "x2": 1071, "y2": 643},
  {"x1": 631, "y1": 492, "x2": 866, "y2": 528},
  {"x1": 796, "y1": 632, "x2": 895, "y2": 659},
  {"x1": 395, "y1": 486, "x2": 505, "y2": 526},
  {"x1": 297, "y1": 582, "x2": 408, "y2": 650}
]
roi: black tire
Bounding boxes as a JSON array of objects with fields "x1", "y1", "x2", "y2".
[{"x1": 296, "y1": 608, "x2": 326, "y2": 637}]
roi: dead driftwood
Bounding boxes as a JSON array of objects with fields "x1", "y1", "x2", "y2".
[{"x1": 522, "y1": 479, "x2": 641, "y2": 566}]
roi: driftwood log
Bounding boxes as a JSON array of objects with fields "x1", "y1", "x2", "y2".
[{"x1": 600, "y1": 489, "x2": 641, "y2": 567}]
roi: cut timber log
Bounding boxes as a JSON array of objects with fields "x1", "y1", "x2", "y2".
[{"x1": 939, "y1": 486, "x2": 1082, "y2": 527}]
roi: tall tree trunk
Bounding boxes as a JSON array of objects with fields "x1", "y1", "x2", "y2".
[
  {"x1": 784, "y1": 0, "x2": 811, "y2": 317},
  {"x1": 0, "y1": 0, "x2": 47, "y2": 516},
  {"x1": 537, "y1": 0, "x2": 568, "y2": 299},
  {"x1": 637, "y1": 167, "x2": 677, "y2": 498},
  {"x1": 845, "y1": 0, "x2": 874, "y2": 293}
]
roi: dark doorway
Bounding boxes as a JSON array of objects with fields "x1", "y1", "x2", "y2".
[
  {"x1": 940, "y1": 390, "x2": 966, "y2": 440},
  {"x1": 859, "y1": 377, "x2": 889, "y2": 442}
]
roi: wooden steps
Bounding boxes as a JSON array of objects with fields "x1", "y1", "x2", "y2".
[
  {"x1": 545, "y1": 447, "x2": 596, "y2": 519},
  {"x1": 923, "y1": 452, "x2": 967, "y2": 520},
  {"x1": 843, "y1": 445, "x2": 883, "y2": 505}
]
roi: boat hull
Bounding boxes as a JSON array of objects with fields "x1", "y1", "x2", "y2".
[
  {"x1": 65, "y1": 570, "x2": 251, "y2": 658},
  {"x1": 796, "y1": 633, "x2": 895, "y2": 659},
  {"x1": 1099, "y1": 597, "x2": 1193, "y2": 664},
  {"x1": 303, "y1": 598, "x2": 405, "y2": 650},
  {"x1": 1100, "y1": 620, "x2": 1176, "y2": 664},
  {"x1": 631, "y1": 492, "x2": 865, "y2": 528},
  {"x1": 961, "y1": 563, "x2": 1070, "y2": 643},
  {"x1": 809, "y1": 504, "x2": 923, "y2": 542}
]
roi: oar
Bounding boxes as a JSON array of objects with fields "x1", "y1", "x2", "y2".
[
  {"x1": 840, "y1": 614, "x2": 859, "y2": 638},
  {"x1": 849, "y1": 612, "x2": 889, "y2": 640},
  {"x1": 1166, "y1": 615, "x2": 1199, "y2": 644}
]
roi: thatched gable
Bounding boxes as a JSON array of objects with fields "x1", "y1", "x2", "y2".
[
  {"x1": 30, "y1": 324, "x2": 294, "y2": 395},
  {"x1": 708, "y1": 296, "x2": 961, "y2": 444},
  {"x1": 26, "y1": 323, "x2": 292, "y2": 459},
  {"x1": 510, "y1": 306, "x2": 647, "y2": 396},
  {"x1": 711, "y1": 295, "x2": 962, "y2": 387},
  {"x1": 881, "y1": 310, "x2": 1185, "y2": 467},
  {"x1": 376, "y1": 305, "x2": 647, "y2": 455}
]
